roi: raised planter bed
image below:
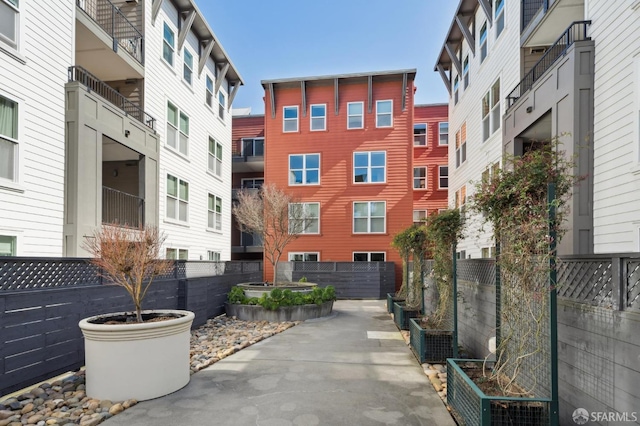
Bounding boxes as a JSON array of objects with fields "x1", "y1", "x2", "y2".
[
  {"x1": 225, "y1": 300, "x2": 334, "y2": 322},
  {"x1": 237, "y1": 282, "x2": 317, "y2": 299},
  {"x1": 409, "y1": 318, "x2": 453, "y2": 363},
  {"x1": 447, "y1": 359, "x2": 550, "y2": 426},
  {"x1": 392, "y1": 301, "x2": 420, "y2": 330},
  {"x1": 386, "y1": 293, "x2": 406, "y2": 313}
]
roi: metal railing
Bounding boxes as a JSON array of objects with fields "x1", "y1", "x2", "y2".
[
  {"x1": 76, "y1": 0, "x2": 144, "y2": 65},
  {"x1": 102, "y1": 186, "x2": 144, "y2": 228},
  {"x1": 506, "y1": 20, "x2": 591, "y2": 109},
  {"x1": 69, "y1": 66, "x2": 156, "y2": 130},
  {"x1": 521, "y1": 0, "x2": 553, "y2": 32}
]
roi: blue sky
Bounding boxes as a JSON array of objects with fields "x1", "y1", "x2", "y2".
[{"x1": 199, "y1": 0, "x2": 459, "y2": 114}]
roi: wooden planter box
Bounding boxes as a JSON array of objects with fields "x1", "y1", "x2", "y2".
[
  {"x1": 447, "y1": 359, "x2": 551, "y2": 426},
  {"x1": 408, "y1": 318, "x2": 453, "y2": 363},
  {"x1": 386, "y1": 293, "x2": 405, "y2": 313},
  {"x1": 392, "y1": 301, "x2": 420, "y2": 330}
]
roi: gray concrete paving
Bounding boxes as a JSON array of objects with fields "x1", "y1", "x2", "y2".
[{"x1": 101, "y1": 300, "x2": 455, "y2": 426}]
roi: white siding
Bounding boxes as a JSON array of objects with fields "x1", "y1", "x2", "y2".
[
  {"x1": 145, "y1": 1, "x2": 233, "y2": 261},
  {"x1": 589, "y1": 0, "x2": 640, "y2": 253},
  {"x1": 0, "y1": 2, "x2": 74, "y2": 256}
]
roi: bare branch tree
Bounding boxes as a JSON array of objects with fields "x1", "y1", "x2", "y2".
[{"x1": 233, "y1": 183, "x2": 315, "y2": 283}]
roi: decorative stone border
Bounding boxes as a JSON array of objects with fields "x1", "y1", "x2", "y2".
[{"x1": 225, "y1": 301, "x2": 334, "y2": 322}]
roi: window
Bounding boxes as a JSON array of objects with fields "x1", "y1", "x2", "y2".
[
  {"x1": 208, "y1": 194, "x2": 222, "y2": 231},
  {"x1": 413, "y1": 210, "x2": 427, "y2": 225},
  {"x1": 241, "y1": 138, "x2": 264, "y2": 157},
  {"x1": 162, "y1": 22, "x2": 175, "y2": 66},
  {"x1": 414, "y1": 123, "x2": 427, "y2": 146},
  {"x1": 413, "y1": 167, "x2": 427, "y2": 189},
  {"x1": 167, "y1": 102, "x2": 189, "y2": 156},
  {"x1": 183, "y1": 49, "x2": 193, "y2": 85},
  {"x1": 218, "y1": 91, "x2": 226, "y2": 119},
  {"x1": 455, "y1": 123, "x2": 467, "y2": 168},
  {"x1": 463, "y1": 56, "x2": 469, "y2": 89},
  {"x1": 0, "y1": 235, "x2": 16, "y2": 256},
  {"x1": 439, "y1": 122, "x2": 448, "y2": 145},
  {"x1": 354, "y1": 151, "x2": 385, "y2": 183},
  {"x1": 288, "y1": 202, "x2": 319, "y2": 234},
  {"x1": 0, "y1": 94, "x2": 18, "y2": 182},
  {"x1": 205, "y1": 75, "x2": 214, "y2": 107},
  {"x1": 241, "y1": 178, "x2": 264, "y2": 189},
  {"x1": 481, "y1": 247, "x2": 490, "y2": 258},
  {"x1": 208, "y1": 137, "x2": 222, "y2": 177},
  {"x1": 347, "y1": 102, "x2": 364, "y2": 129},
  {"x1": 353, "y1": 201, "x2": 386, "y2": 233},
  {"x1": 283, "y1": 106, "x2": 298, "y2": 132},
  {"x1": 166, "y1": 174, "x2": 188, "y2": 222},
  {"x1": 289, "y1": 154, "x2": 320, "y2": 185},
  {"x1": 289, "y1": 252, "x2": 319, "y2": 261},
  {"x1": 495, "y1": 0, "x2": 505, "y2": 37},
  {"x1": 166, "y1": 248, "x2": 188, "y2": 260},
  {"x1": 480, "y1": 22, "x2": 488, "y2": 62},
  {"x1": 454, "y1": 76, "x2": 459, "y2": 104},
  {"x1": 482, "y1": 79, "x2": 501, "y2": 141},
  {"x1": 207, "y1": 251, "x2": 221, "y2": 261},
  {"x1": 353, "y1": 252, "x2": 385, "y2": 262},
  {"x1": 310, "y1": 104, "x2": 326, "y2": 131},
  {"x1": 439, "y1": 166, "x2": 449, "y2": 189},
  {"x1": 0, "y1": 0, "x2": 19, "y2": 50},
  {"x1": 376, "y1": 100, "x2": 392, "y2": 127},
  {"x1": 455, "y1": 186, "x2": 467, "y2": 209}
]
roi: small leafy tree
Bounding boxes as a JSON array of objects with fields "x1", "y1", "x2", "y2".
[
  {"x1": 83, "y1": 225, "x2": 173, "y2": 323},
  {"x1": 392, "y1": 224, "x2": 429, "y2": 310},
  {"x1": 233, "y1": 183, "x2": 313, "y2": 283}
]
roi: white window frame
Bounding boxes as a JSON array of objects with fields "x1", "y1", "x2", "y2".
[
  {"x1": 288, "y1": 252, "x2": 319, "y2": 262},
  {"x1": 353, "y1": 252, "x2": 386, "y2": 262},
  {"x1": 218, "y1": 90, "x2": 226, "y2": 120},
  {"x1": 166, "y1": 174, "x2": 189, "y2": 223},
  {"x1": 413, "y1": 210, "x2": 427, "y2": 224},
  {"x1": 162, "y1": 22, "x2": 175, "y2": 66},
  {"x1": 289, "y1": 153, "x2": 320, "y2": 185},
  {"x1": 166, "y1": 247, "x2": 188, "y2": 260},
  {"x1": 241, "y1": 178, "x2": 264, "y2": 189},
  {"x1": 454, "y1": 76, "x2": 459, "y2": 104},
  {"x1": 166, "y1": 101, "x2": 189, "y2": 156},
  {"x1": 347, "y1": 102, "x2": 364, "y2": 129},
  {"x1": 0, "y1": 234, "x2": 17, "y2": 256},
  {"x1": 0, "y1": 0, "x2": 20, "y2": 52},
  {"x1": 414, "y1": 123, "x2": 427, "y2": 146},
  {"x1": 207, "y1": 251, "x2": 221, "y2": 261},
  {"x1": 495, "y1": 0, "x2": 505, "y2": 38},
  {"x1": 353, "y1": 201, "x2": 386, "y2": 234},
  {"x1": 353, "y1": 151, "x2": 386, "y2": 184},
  {"x1": 288, "y1": 202, "x2": 320, "y2": 234},
  {"x1": 456, "y1": 126, "x2": 467, "y2": 168},
  {"x1": 283, "y1": 106, "x2": 299, "y2": 132},
  {"x1": 205, "y1": 75, "x2": 214, "y2": 108},
  {"x1": 241, "y1": 137, "x2": 264, "y2": 157},
  {"x1": 208, "y1": 137, "x2": 222, "y2": 177},
  {"x1": 463, "y1": 55, "x2": 469, "y2": 89},
  {"x1": 439, "y1": 166, "x2": 449, "y2": 189},
  {"x1": 439, "y1": 122, "x2": 448, "y2": 146},
  {"x1": 208, "y1": 193, "x2": 222, "y2": 231},
  {"x1": 480, "y1": 22, "x2": 488, "y2": 63},
  {"x1": 482, "y1": 79, "x2": 501, "y2": 142},
  {"x1": 310, "y1": 104, "x2": 326, "y2": 131},
  {"x1": 183, "y1": 48, "x2": 193, "y2": 85},
  {"x1": 376, "y1": 100, "x2": 393, "y2": 128},
  {"x1": 0, "y1": 91, "x2": 20, "y2": 185},
  {"x1": 413, "y1": 166, "x2": 427, "y2": 190}
]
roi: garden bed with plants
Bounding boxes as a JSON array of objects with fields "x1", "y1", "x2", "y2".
[{"x1": 409, "y1": 318, "x2": 453, "y2": 363}]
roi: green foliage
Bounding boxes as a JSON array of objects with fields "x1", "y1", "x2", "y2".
[
  {"x1": 227, "y1": 286, "x2": 247, "y2": 304},
  {"x1": 391, "y1": 224, "x2": 429, "y2": 307},
  {"x1": 298, "y1": 276, "x2": 308, "y2": 283},
  {"x1": 227, "y1": 285, "x2": 336, "y2": 311}
]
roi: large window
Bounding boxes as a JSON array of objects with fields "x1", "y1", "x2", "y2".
[
  {"x1": 495, "y1": 0, "x2": 505, "y2": 37},
  {"x1": 241, "y1": 137, "x2": 264, "y2": 157},
  {"x1": 162, "y1": 22, "x2": 175, "y2": 66},
  {"x1": 376, "y1": 100, "x2": 392, "y2": 128},
  {"x1": 208, "y1": 194, "x2": 222, "y2": 231},
  {"x1": 353, "y1": 201, "x2": 386, "y2": 233},
  {"x1": 283, "y1": 106, "x2": 298, "y2": 132},
  {"x1": 482, "y1": 79, "x2": 501, "y2": 142},
  {"x1": 183, "y1": 48, "x2": 193, "y2": 85},
  {"x1": 353, "y1": 252, "x2": 385, "y2": 262},
  {"x1": 166, "y1": 248, "x2": 188, "y2": 260},
  {"x1": 310, "y1": 104, "x2": 326, "y2": 131},
  {"x1": 218, "y1": 91, "x2": 226, "y2": 119},
  {"x1": 456, "y1": 123, "x2": 467, "y2": 168},
  {"x1": 439, "y1": 122, "x2": 448, "y2": 146},
  {"x1": 0, "y1": 94, "x2": 18, "y2": 182},
  {"x1": 0, "y1": 0, "x2": 19, "y2": 51},
  {"x1": 289, "y1": 252, "x2": 319, "y2": 261},
  {"x1": 166, "y1": 174, "x2": 188, "y2": 222},
  {"x1": 480, "y1": 22, "x2": 488, "y2": 63},
  {"x1": 463, "y1": 56, "x2": 469, "y2": 89},
  {"x1": 241, "y1": 178, "x2": 264, "y2": 189},
  {"x1": 347, "y1": 102, "x2": 364, "y2": 129},
  {"x1": 167, "y1": 102, "x2": 189, "y2": 156},
  {"x1": 288, "y1": 202, "x2": 319, "y2": 234},
  {"x1": 0, "y1": 235, "x2": 16, "y2": 256},
  {"x1": 414, "y1": 123, "x2": 427, "y2": 146},
  {"x1": 206, "y1": 75, "x2": 214, "y2": 108},
  {"x1": 354, "y1": 151, "x2": 385, "y2": 183},
  {"x1": 413, "y1": 167, "x2": 427, "y2": 189},
  {"x1": 289, "y1": 153, "x2": 319, "y2": 185},
  {"x1": 413, "y1": 210, "x2": 427, "y2": 225},
  {"x1": 208, "y1": 137, "x2": 222, "y2": 177},
  {"x1": 439, "y1": 166, "x2": 449, "y2": 189}
]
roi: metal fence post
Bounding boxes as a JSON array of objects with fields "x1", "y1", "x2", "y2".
[
  {"x1": 452, "y1": 243, "x2": 458, "y2": 358},
  {"x1": 548, "y1": 183, "x2": 559, "y2": 426},
  {"x1": 495, "y1": 239, "x2": 501, "y2": 347}
]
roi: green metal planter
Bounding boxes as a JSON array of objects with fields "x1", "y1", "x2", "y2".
[
  {"x1": 408, "y1": 318, "x2": 453, "y2": 363},
  {"x1": 392, "y1": 301, "x2": 420, "y2": 330},
  {"x1": 386, "y1": 293, "x2": 405, "y2": 314}
]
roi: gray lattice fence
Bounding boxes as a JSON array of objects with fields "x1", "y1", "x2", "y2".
[
  {"x1": 456, "y1": 259, "x2": 496, "y2": 286},
  {"x1": 557, "y1": 258, "x2": 613, "y2": 308},
  {"x1": 626, "y1": 260, "x2": 640, "y2": 312},
  {"x1": 0, "y1": 258, "x2": 101, "y2": 290}
]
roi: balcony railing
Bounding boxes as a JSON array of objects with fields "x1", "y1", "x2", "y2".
[
  {"x1": 76, "y1": 0, "x2": 144, "y2": 65},
  {"x1": 522, "y1": 0, "x2": 554, "y2": 32},
  {"x1": 506, "y1": 20, "x2": 591, "y2": 109},
  {"x1": 102, "y1": 186, "x2": 144, "y2": 228},
  {"x1": 69, "y1": 66, "x2": 156, "y2": 130}
]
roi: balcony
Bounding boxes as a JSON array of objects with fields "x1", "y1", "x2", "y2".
[
  {"x1": 521, "y1": 0, "x2": 584, "y2": 47},
  {"x1": 102, "y1": 186, "x2": 144, "y2": 228},
  {"x1": 232, "y1": 152, "x2": 264, "y2": 173},
  {"x1": 232, "y1": 232, "x2": 263, "y2": 254}
]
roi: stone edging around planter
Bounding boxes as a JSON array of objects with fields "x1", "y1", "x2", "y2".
[{"x1": 225, "y1": 300, "x2": 333, "y2": 322}]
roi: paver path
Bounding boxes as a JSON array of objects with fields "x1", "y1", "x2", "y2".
[{"x1": 101, "y1": 300, "x2": 455, "y2": 426}]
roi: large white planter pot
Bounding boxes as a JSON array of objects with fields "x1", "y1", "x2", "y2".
[{"x1": 79, "y1": 309, "x2": 195, "y2": 402}]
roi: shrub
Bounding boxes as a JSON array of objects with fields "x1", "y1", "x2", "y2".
[{"x1": 227, "y1": 285, "x2": 336, "y2": 310}]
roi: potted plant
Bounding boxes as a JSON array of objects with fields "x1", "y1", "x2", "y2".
[{"x1": 79, "y1": 225, "x2": 194, "y2": 402}]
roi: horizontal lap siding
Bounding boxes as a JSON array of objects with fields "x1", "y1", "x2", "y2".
[{"x1": 232, "y1": 115, "x2": 265, "y2": 155}]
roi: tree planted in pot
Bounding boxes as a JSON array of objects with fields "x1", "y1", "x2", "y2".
[{"x1": 79, "y1": 225, "x2": 195, "y2": 402}]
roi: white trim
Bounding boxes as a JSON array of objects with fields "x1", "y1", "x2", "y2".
[
  {"x1": 206, "y1": 192, "x2": 223, "y2": 232},
  {"x1": 283, "y1": 105, "x2": 299, "y2": 132},
  {"x1": 165, "y1": 247, "x2": 189, "y2": 260},
  {"x1": 288, "y1": 153, "x2": 320, "y2": 186},
  {"x1": 310, "y1": 103, "x2": 327, "y2": 131},
  {"x1": 438, "y1": 122, "x2": 449, "y2": 146},
  {"x1": 166, "y1": 172, "x2": 189, "y2": 224},
  {"x1": 182, "y1": 47, "x2": 194, "y2": 86},
  {"x1": 288, "y1": 252, "x2": 320, "y2": 261},
  {"x1": 0, "y1": 89, "x2": 22, "y2": 187},
  {"x1": 205, "y1": 74, "x2": 214, "y2": 109},
  {"x1": 479, "y1": 21, "x2": 488, "y2": 63},
  {"x1": 414, "y1": 123, "x2": 427, "y2": 146},
  {"x1": 352, "y1": 251, "x2": 386, "y2": 262},
  {"x1": 0, "y1": 228, "x2": 21, "y2": 256},
  {"x1": 240, "y1": 177, "x2": 264, "y2": 188},
  {"x1": 353, "y1": 151, "x2": 386, "y2": 184},
  {"x1": 240, "y1": 137, "x2": 264, "y2": 157},
  {"x1": 162, "y1": 21, "x2": 176, "y2": 68},
  {"x1": 438, "y1": 165, "x2": 449, "y2": 189},
  {"x1": 166, "y1": 100, "x2": 189, "y2": 157},
  {"x1": 347, "y1": 101, "x2": 364, "y2": 129},
  {"x1": 288, "y1": 202, "x2": 320, "y2": 234},
  {"x1": 353, "y1": 201, "x2": 386, "y2": 234},
  {"x1": 413, "y1": 166, "x2": 427, "y2": 190},
  {"x1": 0, "y1": 0, "x2": 20, "y2": 52},
  {"x1": 413, "y1": 210, "x2": 427, "y2": 224},
  {"x1": 375, "y1": 99, "x2": 393, "y2": 128}
]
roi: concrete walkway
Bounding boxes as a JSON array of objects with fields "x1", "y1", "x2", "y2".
[{"x1": 101, "y1": 300, "x2": 455, "y2": 426}]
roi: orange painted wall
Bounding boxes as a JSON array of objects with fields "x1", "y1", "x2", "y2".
[
  {"x1": 231, "y1": 115, "x2": 264, "y2": 155},
  {"x1": 412, "y1": 104, "x2": 449, "y2": 216},
  {"x1": 263, "y1": 77, "x2": 415, "y2": 287}
]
